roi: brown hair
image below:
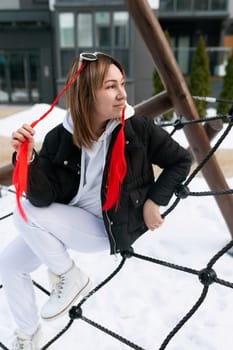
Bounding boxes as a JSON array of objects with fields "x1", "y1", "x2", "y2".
[{"x1": 66, "y1": 53, "x2": 126, "y2": 148}]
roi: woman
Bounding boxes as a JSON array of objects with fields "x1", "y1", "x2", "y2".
[{"x1": 0, "y1": 52, "x2": 191, "y2": 349}]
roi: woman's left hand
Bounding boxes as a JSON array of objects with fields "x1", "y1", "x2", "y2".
[{"x1": 143, "y1": 199, "x2": 164, "y2": 231}]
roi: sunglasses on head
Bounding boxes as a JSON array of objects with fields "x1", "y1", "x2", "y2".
[
  {"x1": 79, "y1": 52, "x2": 98, "y2": 62},
  {"x1": 79, "y1": 51, "x2": 114, "y2": 63}
]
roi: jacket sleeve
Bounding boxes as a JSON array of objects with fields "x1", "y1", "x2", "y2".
[
  {"x1": 147, "y1": 119, "x2": 192, "y2": 206},
  {"x1": 25, "y1": 128, "x2": 62, "y2": 206},
  {"x1": 24, "y1": 125, "x2": 81, "y2": 207}
]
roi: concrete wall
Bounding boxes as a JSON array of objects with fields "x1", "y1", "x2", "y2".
[{"x1": 132, "y1": 25, "x2": 155, "y2": 105}]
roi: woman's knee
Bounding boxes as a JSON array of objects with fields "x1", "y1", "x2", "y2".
[{"x1": 0, "y1": 237, "x2": 40, "y2": 279}]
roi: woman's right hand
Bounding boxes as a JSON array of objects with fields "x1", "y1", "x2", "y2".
[{"x1": 11, "y1": 123, "x2": 35, "y2": 160}]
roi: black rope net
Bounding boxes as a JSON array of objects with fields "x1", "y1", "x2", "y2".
[{"x1": 0, "y1": 109, "x2": 233, "y2": 350}]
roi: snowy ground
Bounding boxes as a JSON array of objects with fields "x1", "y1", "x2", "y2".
[{"x1": 0, "y1": 104, "x2": 233, "y2": 349}]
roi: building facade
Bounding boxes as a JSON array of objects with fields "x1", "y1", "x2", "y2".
[
  {"x1": 0, "y1": 0, "x2": 233, "y2": 106},
  {"x1": 53, "y1": 0, "x2": 157, "y2": 106},
  {"x1": 159, "y1": 0, "x2": 233, "y2": 97},
  {"x1": 0, "y1": 0, "x2": 55, "y2": 104}
]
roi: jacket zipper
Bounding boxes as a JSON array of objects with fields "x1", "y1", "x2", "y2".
[{"x1": 105, "y1": 211, "x2": 117, "y2": 257}]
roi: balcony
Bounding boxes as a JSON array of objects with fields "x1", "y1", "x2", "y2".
[
  {"x1": 159, "y1": 0, "x2": 228, "y2": 17},
  {"x1": 55, "y1": 0, "x2": 125, "y2": 4}
]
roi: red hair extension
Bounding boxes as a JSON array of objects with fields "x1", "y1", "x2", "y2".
[
  {"x1": 102, "y1": 105, "x2": 127, "y2": 211},
  {"x1": 12, "y1": 61, "x2": 88, "y2": 221}
]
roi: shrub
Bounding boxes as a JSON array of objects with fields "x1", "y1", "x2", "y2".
[
  {"x1": 189, "y1": 36, "x2": 211, "y2": 118},
  {"x1": 217, "y1": 53, "x2": 233, "y2": 117}
]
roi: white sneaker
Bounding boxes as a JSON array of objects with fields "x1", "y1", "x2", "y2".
[
  {"x1": 41, "y1": 262, "x2": 92, "y2": 320},
  {"x1": 11, "y1": 327, "x2": 42, "y2": 350}
]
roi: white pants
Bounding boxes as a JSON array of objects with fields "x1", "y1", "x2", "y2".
[{"x1": 0, "y1": 200, "x2": 109, "y2": 336}]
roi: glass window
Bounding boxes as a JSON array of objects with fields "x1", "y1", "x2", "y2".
[
  {"x1": 211, "y1": 0, "x2": 227, "y2": 10},
  {"x1": 95, "y1": 12, "x2": 111, "y2": 47},
  {"x1": 77, "y1": 13, "x2": 93, "y2": 47},
  {"x1": 60, "y1": 50, "x2": 75, "y2": 77},
  {"x1": 8, "y1": 53, "x2": 40, "y2": 103},
  {"x1": 113, "y1": 49, "x2": 129, "y2": 74},
  {"x1": 10, "y1": 54, "x2": 27, "y2": 102},
  {"x1": 0, "y1": 54, "x2": 8, "y2": 102},
  {"x1": 29, "y1": 54, "x2": 39, "y2": 102},
  {"x1": 59, "y1": 13, "x2": 74, "y2": 48},
  {"x1": 159, "y1": 0, "x2": 174, "y2": 11},
  {"x1": 33, "y1": 0, "x2": 48, "y2": 3},
  {"x1": 177, "y1": 36, "x2": 190, "y2": 74},
  {"x1": 0, "y1": 52, "x2": 40, "y2": 103},
  {"x1": 176, "y1": 0, "x2": 192, "y2": 10},
  {"x1": 58, "y1": 10, "x2": 131, "y2": 78},
  {"x1": 194, "y1": 0, "x2": 209, "y2": 10},
  {"x1": 113, "y1": 12, "x2": 129, "y2": 47}
]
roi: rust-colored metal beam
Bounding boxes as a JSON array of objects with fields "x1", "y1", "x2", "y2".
[{"x1": 125, "y1": 0, "x2": 233, "y2": 237}]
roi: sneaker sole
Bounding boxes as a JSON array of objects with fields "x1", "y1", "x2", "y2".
[{"x1": 41, "y1": 278, "x2": 92, "y2": 321}]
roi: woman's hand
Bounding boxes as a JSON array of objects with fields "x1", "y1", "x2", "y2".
[
  {"x1": 143, "y1": 198, "x2": 164, "y2": 231},
  {"x1": 11, "y1": 123, "x2": 35, "y2": 161}
]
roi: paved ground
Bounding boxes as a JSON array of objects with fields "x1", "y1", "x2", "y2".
[{"x1": 0, "y1": 105, "x2": 30, "y2": 119}]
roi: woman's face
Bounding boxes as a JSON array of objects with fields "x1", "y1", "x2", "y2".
[{"x1": 92, "y1": 64, "x2": 127, "y2": 127}]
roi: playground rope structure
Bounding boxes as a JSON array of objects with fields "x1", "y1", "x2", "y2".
[{"x1": 0, "y1": 109, "x2": 233, "y2": 350}]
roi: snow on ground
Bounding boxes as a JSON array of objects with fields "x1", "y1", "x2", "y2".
[
  {"x1": 0, "y1": 103, "x2": 66, "y2": 144},
  {"x1": 0, "y1": 105, "x2": 233, "y2": 349}
]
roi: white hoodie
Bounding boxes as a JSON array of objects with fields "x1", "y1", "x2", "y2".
[{"x1": 63, "y1": 103, "x2": 135, "y2": 218}]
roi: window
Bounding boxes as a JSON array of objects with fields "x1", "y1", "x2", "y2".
[
  {"x1": 176, "y1": 0, "x2": 192, "y2": 10},
  {"x1": 58, "y1": 10, "x2": 131, "y2": 78},
  {"x1": 113, "y1": 12, "x2": 130, "y2": 74},
  {"x1": 59, "y1": 13, "x2": 74, "y2": 48},
  {"x1": 113, "y1": 12, "x2": 129, "y2": 47},
  {"x1": 211, "y1": 0, "x2": 227, "y2": 10},
  {"x1": 177, "y1": 36, "x2": 190, "y2": 74},
  {"x1": 33, "y1": 0, "x2": 49, "y2": 5},
  {"x1": 77, "y1": 13, "x2": 93, "y2": 47},
  {"x1": 33, "y1": 0, "x2": 48, "y2": 3},
  {"x1": 159, "y1": 0, "x2": 174, "y2": 11},
  {"x1": 193, "y1": 0, "x2": 209, "y2": 10},
  {"x1": 95, "y1": 12, "x2": 111, "y2": 47},
  {"x1": 0, "y1": 51, "x2": 40, "y2": 103},
  {"x1": 59, "y1": 13, "x2": 75, "y2": 77}
]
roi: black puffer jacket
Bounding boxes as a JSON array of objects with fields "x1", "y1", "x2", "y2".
[{"x1": 26, "y1": 115, "x2": 192, "y2": 254}]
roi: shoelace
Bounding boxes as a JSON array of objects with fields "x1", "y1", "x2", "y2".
[
  {"x1": 12, "y1": 336, "x2": 32, "y2": 350},
  {"x1": 51, "y1": 275, "x2": 65, "y2": 299}
]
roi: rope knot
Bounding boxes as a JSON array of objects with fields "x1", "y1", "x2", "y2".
[
  {"x1": 198, "y1": 268, "x2": 217, "y2": 286},
  {"x1": 69, "y1": 306, "x2": 83, "y2": 319},
  {"x1": 121, "y1": 247, "x2": 134, "y2": 258},
  {"x1": 174, "y1": 118, "x2": 184, "y2": 130},
  {"x1": 175, "y1": 184, "x2": 190, "y2": 199}
]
